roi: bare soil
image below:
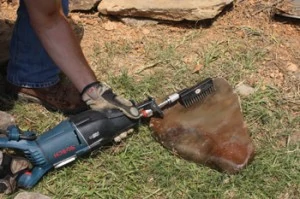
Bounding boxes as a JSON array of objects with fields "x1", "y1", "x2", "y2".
[{"x1": 0, "y1": 1, "x2": 299, "y2": 107}]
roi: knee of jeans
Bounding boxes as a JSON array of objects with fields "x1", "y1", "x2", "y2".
[
  {"x1": 61, "y1": 0, "x2": 69, "y2": 16},
  {"x1": 19, "y1": 0, "x2": 69, "y2": 16}
]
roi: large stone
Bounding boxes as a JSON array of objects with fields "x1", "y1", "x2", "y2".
[
  {"x1": 275, "y1": 0, "x2": 300, "y2": 19},
  {"x1": 69, "y1": 0, "x2": 100, "y2": 11},
  {"x1": 150, "y1": 78, "x2": 254, "y2": 174},
  {"x1": 0, "y1": 111, "x2": 15, "y2": 130},
  {"x1": 98, "y1": 0, "x2": 233, "y2": 21}
]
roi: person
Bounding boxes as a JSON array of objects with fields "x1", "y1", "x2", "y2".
[
  {"x1": 5, "y1": 0, "x2": 140, "y2": 119},
  {"x1": 0, "y1": 0, "x2": 140, "y2": 194}
]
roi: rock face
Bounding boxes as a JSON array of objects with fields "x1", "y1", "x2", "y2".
[
  {"x1": 150, "y1": 78, "x2": 254, "y2": 174},
  {"x1": 69, "y1": 0, "x2": 100, "y2": 11},
  {"x1": 98, "y1": 0, "x2": 233, "y2": 21},
  {"x1": 0, "y1": 111, "x2": 15, "y2": 130},
  {"x1": 275, "y1": 0, "x2": 300, "y2": 19}
]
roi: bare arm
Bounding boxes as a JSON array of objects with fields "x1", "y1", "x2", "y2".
[{"x1": 23, "y1": 0, "x2": 97, "y2": 92}]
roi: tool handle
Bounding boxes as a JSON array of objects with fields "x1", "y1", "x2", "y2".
[{"x1": 18, "y1": 166, "x2": 52, "y2": 188}]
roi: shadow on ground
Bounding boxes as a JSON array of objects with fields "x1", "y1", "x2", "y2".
[{"x1": 273, "y1": 13, "x2": 300, "y2": 25}]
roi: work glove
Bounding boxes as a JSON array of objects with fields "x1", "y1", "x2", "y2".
[
  {"x1": 81, "y1": 82, "x2": 140, "y2": 120},
  {"x1": 0, "y1": 151, "x2": 31, "y2": 194}
]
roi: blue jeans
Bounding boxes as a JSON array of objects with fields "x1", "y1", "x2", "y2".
[{"x1": 7, "y1": 0, "x2": 69, "y2": 88}]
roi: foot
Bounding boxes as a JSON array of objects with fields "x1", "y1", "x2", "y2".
[
  {"x1": 81, "y1": 82, "x2": 140, "y2": 119},
  {"x1": 6, "y1": 81, "x2": 88, "y2": 114}
]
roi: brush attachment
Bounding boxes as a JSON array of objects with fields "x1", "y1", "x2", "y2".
[
  {"x1": 139, "y1": 78, "x2": 215, "y2": 118},
  {"x1": 179, "y1": 78, "x2": 215, "y2": 107}
]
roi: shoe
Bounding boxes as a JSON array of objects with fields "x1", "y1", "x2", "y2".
[{"x1": 6, "y1": 81, "x2": 88, "y2": 114}]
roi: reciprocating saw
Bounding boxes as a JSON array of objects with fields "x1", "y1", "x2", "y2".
[{"x1": 0, "y1": 78, "x2": 215, "y2": 189}]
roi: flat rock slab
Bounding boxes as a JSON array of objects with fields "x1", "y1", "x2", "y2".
[
  {"x1": 150, "y1": 78, "x2": 254, "y2": 174},
  {"x1": 98, "y1": 0, "x2": 233, "y2": 21},
  {"x1": 0, "y1": 111, "x2": 15, "y2": 130},
  {"x1": 69, "y1": 0, "x2": 100, "y2": 11},
  {"x1": 275, "y1": 0, "x2": 300, "y2": 19}
]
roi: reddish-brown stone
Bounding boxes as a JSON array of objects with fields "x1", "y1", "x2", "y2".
[{"x1": 150, "y1": 78, "x2": 254, "y2": 174}]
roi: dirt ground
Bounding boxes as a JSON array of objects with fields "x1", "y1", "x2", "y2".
[
  {"x1": 0, "y1": 1, "x2": 299, "y2": 112},
  {"x1": 0, "y1": 0, "x2": 299, "y2": 103},
  {"x1": 1, "y1": 1, "x2": 299, "y2": 85},
  {"x1": 2, "y1": 0, "x2": 299, "y2": 110}
]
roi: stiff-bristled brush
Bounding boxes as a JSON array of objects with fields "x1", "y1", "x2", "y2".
[{"x1": 139, "y1": 78, "x2": 216, "y2": 118}]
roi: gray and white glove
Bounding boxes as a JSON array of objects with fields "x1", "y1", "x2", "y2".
[{"x1": 81, "y1": 82, "x2": 140, "y2": 119}]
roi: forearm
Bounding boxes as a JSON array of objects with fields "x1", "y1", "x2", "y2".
[
  {"x1": 23, "y1": 0, "x2": 96, "y2": 92},
  {"x1": 31, "y1": 14, "x2": 97, "y2": 92}
]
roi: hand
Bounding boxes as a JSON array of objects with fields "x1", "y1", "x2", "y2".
[{"x1": 81, "y1": 82, "x2": 140, "y2": 119}]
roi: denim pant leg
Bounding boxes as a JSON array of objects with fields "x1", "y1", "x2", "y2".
[{"x1": 7, "y1": 0, "x2": 69, "y2": 88}]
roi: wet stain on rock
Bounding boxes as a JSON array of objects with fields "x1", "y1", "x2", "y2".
[{"x1": 150, "y1": 78, "x2": 255, "y2": 174}]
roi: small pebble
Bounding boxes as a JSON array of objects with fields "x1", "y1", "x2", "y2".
[
  {"x1": 14, "y1": 192, "x2": 51, "y2": 199},
  {"x1": 235, "y1": 83, "x2": 256, "y2": 97}
]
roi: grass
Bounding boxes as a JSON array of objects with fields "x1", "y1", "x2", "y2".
[{"x1": 2, "y1": 16, "x2": 300, "y2": 199}]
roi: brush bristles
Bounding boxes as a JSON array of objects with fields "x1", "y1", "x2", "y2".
[
  {"x1": 179, "y1": 78, "x2": 215, "y2": 108},
  {"x1": 182, "y1": 87, "x2": 215, "y2": 107}
]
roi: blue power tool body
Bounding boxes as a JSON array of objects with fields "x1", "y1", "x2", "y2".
[{"x1": 0, "y1": 109, "x2": 140, "y2": 188}]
